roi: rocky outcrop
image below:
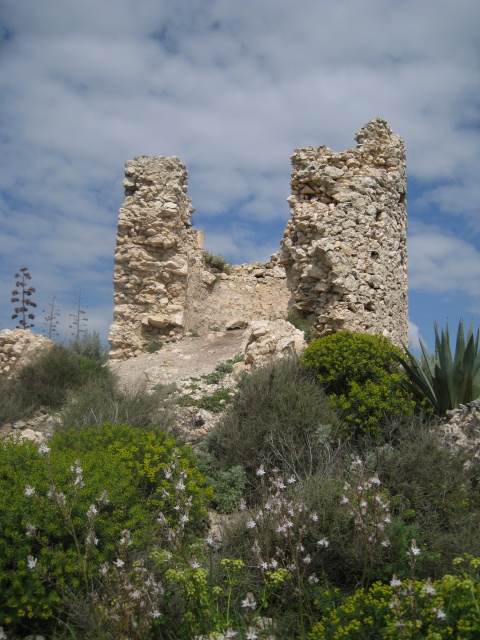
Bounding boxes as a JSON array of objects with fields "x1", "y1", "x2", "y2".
[
  {"x1": 440, "y1": 400, "x2": 480, "y2": 461},
  {"x1": 0, "y1": 329, "x2": 53, "y2": 380},
  {"x1": 280, "y1": 118, "x2": 408, "y2": 346},
  {"x1": 232, "y1": 320, "x2": 307, "y2": 378}
]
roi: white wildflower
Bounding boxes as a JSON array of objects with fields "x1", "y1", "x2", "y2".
[
  {"x1": 27, "y1": 555, "x2": 37, "y2": 570},
  {"x1": 242, "y1": 592, "x2": 256, "y2": 610},
  {"x1": 38, "y1": 443, "x2": 50, "y2": 455},
  {"x1": 190, "y1": 558, "x2": 201, "y2": 569},
  {"x1": 99, "y1": 563, "x2": 109, "y2": 575},
  {"x1": 175, "y1": 480, "x2": 186, "y2": 492},
  {"x1": 409, "y1": 539, "x2": 421, "y2": 557},
  {"x1": 87, "y1": 504, "x2": 98, "y2": 518},
  {"x1": 381, "y1": 539, "x2": 390, "y2": 547},
  {"x1": 434, "y1": 606, "x2": 446, "y2": 620},
  {"x1": 422, "y1": 581, "x2": 436, "y2": 595},
  {"x1": 341, "y1": 495, "x2": 349, "y2": 504},
  {"x1": 308, "y1": 574, "x2": 319, "y2": 584},
  {"x1": 302, "y1": 554, "x2": 312, "y2": 564},
  {"x1": 270, "y1": 559, "x2": 278, "y2": 569},
  {"x1": 370, "y1": 474, "x2": 381, "y2": 485},
  {"x1": 24, "y1": 484, "x2": 36, "y2": 497},
  {"x1": 390, "y1": 576, "x2": 402, "y2": 588},
  {"x1": 239, "y1": 498, "x2": 247, "y2": 511},
  {"x1": 180, "y1": 514, "x2": 190, "y2": 524},
  {"x1": 246, "y1": 518, "x2": 256, "y2": 529},
  {"x1": 256, "y1": 465, "x2": 266, "y2": 476},
  {"x1": 205, "y1": 535, "x2": 214, "y2": 547},
  {"x1": 317, "y1": 538, "x2": 329, "y2": 548},
  {"x1": 0, "y1": 626, "x2": 7, "y2": 640},
  {"x1": 113, "y1": 558, "x2": 125, "y2": 568},
  {"x1": 310, "y1": 513, "x2": 319, "y2": 522},
  {"x1": 225, "y1": 630, "x2": 238, "y2": 639},
  {"x1": 151, "y1": 609, "x2": 162, "y2": 619},
  {"x1": 287, "y1": 475, "x2": 296, "y2": 484},
  {"x1": 131, "y1": 589, "x2": 141, "y2": 600},
  {"x1": 98, "y1": 490, "x2": 109, "y2": 505},
  {"x1": 25, "y1": 523, "x2": 36, "y2": 537},
  {"x1": 246, "y1": 628, "x2": 258, "y2": 640}
]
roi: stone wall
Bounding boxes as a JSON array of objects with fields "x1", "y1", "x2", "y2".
[
  {"x1": 108, "y1": 156, "x2": 290, "y2": 359},
  {"x1": 280, "y1": 118, "x2": 408, "y2": 346},
  {"x1": 0, "y1": 329, "x2": 53, "y2": 380},
  {"x1": 109, "y1": 118, "x2": 408, "y2": 358}
]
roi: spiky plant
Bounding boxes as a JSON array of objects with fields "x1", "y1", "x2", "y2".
[{"x1": 398, "y1": 320, "x2": 480, "y2": 415}]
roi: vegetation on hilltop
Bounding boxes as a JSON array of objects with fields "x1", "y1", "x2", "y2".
[{"x1": 0, "y1": 325, "x2": 479, "y2": 639}]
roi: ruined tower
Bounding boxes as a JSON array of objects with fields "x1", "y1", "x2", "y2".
[
  {"x1": 279, "y1": 118, "x2": 408, "y2": 346},
  {"x1": 108, "y1": 118, "x2": 408, "y2": 359}
]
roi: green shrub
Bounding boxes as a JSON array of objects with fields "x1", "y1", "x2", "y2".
[
  {"x1": 68, "y1": 330, "x2": 109, "y2": 362},
  {"x1": 301, "y1": 331, "x2": 416, "y2": 438},
  {"x1": 204, "y1": 358, "x2": 339, "y2": 489},
  {"x1": 59, "y1": 379, "x2": 177, "y2": 432},
  {"x1": 0, "y1": 424, "x2": 212, "y2": 636},
  {"x1": 204, "y1": 251, "x2": 231, "y2": 274},
  {"x1": 310, "y1": 555, "x2": 480, "y2": 639},
  {"x1": 0, "y1": 345, "x2": 115, "y2": 425},
  {"x1": 175, "y1": 387, "x2": 234, "y2": 413},
  {"x1": 196, "y1": 454, "x2": 246, "y2": 513},
  {"x1": 286, "y1": 310, "x2": 316, "y2": 343},
  {"x1": 144, "y1": 339, "x2": 164, "y2": 353}
]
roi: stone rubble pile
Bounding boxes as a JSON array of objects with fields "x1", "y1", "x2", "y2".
[
  {"x1": 280, "y1": 117, "x2": 408, "y2": 346},
  {"x1": 0, "y1": 329, "x2": 53, "y2": 380}
]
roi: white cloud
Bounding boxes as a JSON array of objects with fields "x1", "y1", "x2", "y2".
[
  {"x1": 1, "y1": 0, "x2": 479, "y2": 342},
  {"x1": 408, "y1": 223, "x2": 480, "y2": 307}
]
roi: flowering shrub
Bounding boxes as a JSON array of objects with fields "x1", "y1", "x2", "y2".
[
  {"x1": 310, "y1": 555, "x2": 480, "y2": 639},
  {"x1": 301, "y1": 331, "x2": 416, "y2": 437},
  {"x1": 0, "y1": 424, "x2": 212, "y2": 637}
]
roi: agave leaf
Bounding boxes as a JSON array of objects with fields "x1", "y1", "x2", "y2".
[
  {"x1": 396, "y1": 345, "x2": 438, "y2": 413},
  {"x1": 454, "y1": 319, "x2": 466, "y2": 370}
]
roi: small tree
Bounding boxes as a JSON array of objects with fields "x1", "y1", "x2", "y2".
[
  {"x1": 42, "y1": 292, "x2": 61, "y2": 340},
  {"x1": 11, "y1": 267, "x2": 37, "y2": 330},
  {"x1": 69, "y1": 289, "x2": 88, "y2": 339}
]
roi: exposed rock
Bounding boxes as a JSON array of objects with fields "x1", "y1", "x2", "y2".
[
  {"x1": 440, "y1": 400, "x2": 480, "y2": 461},
  {"x1": 234, "y1": 320, "x2": 307, "y2": 376},
  {"x1": 0, "y1": 329, "x2": 53, "y2": 381}
]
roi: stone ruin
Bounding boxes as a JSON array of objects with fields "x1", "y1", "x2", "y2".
[{"x1": 108, "y1": 118, "x2": 408, "y2": 359}]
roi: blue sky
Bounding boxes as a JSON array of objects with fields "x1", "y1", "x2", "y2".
[{"x1": 1, "y1": 0, "x2": 479, "y2": 351}]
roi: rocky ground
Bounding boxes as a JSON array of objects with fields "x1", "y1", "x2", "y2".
[{"x1": 109, "y1": 329, "x2": 246, "y2": 391}]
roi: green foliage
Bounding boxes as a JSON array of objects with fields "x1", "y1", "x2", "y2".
[
  {"x1": 197, "y1": 454, "x2": 247, "y2": 513},
  {"x1": 204, "y1": 251, "x2": 232, "y2": 274},
  {"x1": 201, "y1": 356, "x2": 243, "y2": 385},
  {"x1": 144, "y1": 339, "x2": 164, "y2": 353},
  {"x1": 0, "y1": 424, "x2": 212, "y2": 636},
  {"x1": 398, "y1": 319, "x2": 480, "y2": 415},
  {"x1": 58, "y1": 379, "x2": 177, "y2": 432},
  {"x1": 301, "y1": 331, "x2": 416, "y2": 438},
  {"x1": 310, "y1": 556, "x2": 480, "y2": 639},
  {"x1": 205, "y1": 358, "x2": 339, "y2": 486},
  {"x1": 68, "y1": 330, "x2": 109, "y2": 362},
  {"x1": 286, "y1": 310, "x2": 315, "y2": 343},
  {"x1": 0, "y1": 344, "x2": 115, "y2": 425}
]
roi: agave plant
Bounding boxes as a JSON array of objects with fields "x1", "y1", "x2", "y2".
[{"x1": 398, "y1": 320, "x2": 480, "y2": 415}]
